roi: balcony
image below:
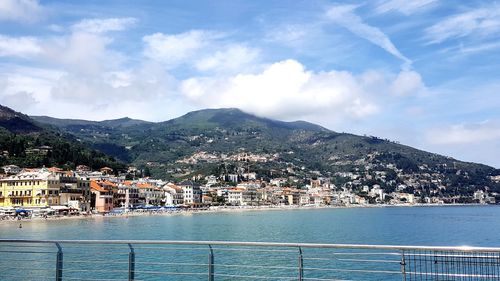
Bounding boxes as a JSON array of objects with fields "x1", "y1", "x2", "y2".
[
  {"x1": 8, "y1": 194, "x2": 32, "y2": 198},
  {"x1": 0, "y1": 239, "x2": 499, "y2": 281}
]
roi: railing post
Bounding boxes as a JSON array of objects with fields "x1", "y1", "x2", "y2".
[
  {"x1": 55, "y1": 243, "x2": 63, "y2": 281},
  {"x1": 208, "y1": 245, "x2": 214, "y2": 281},
  {"x1": 400, "y1": 250, "x2": 406, "y2": 281},
  {"x1": 298, "y1": 247, "x2": 303, "y2": 281},
  {"x1": 128, "y1": 243, "x2": 135, "y2": 281}
]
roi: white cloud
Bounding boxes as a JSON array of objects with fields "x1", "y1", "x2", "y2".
[
  {"x1": 326, "y1": 4, "x2": 411, "y2": 67},
  {"x1": 425, "y1": 5, "x2": 500, "y2": 44},
  {"x1": 0, "y1": 91, "x2": 38, "y2": 110},
  {"x1": 72, "y1": 17, "x2": 137, "y2": 33},
  {"x1": 0, "y1": 35, "x2": 42, "y2": 57},
  {"x1": 39, "y1": 32, "x2": 117, "y2": 75},
  {"x1": 376, "y1": 0, "x2": 438, "y2": 15},
  {"x1": 195, "y1": 44, "x2": 260, "y2": 72},
  {"x1": 143, "y1": 30, "x2": 261, "y2": 74},
  {"x1": 0, "y1": 62, "x2": 179, "y2": 121},
  {"x1": 0, "y1": 0, "x2": 44, "y2": 23},
  {"x1": 143, "y1": 30, "x2": 222, "y2": 67},
  {"x1": 390, "y1": 70, "x2": 425, "y2": 96},
  {"x1": 181, "y1": 59, "x2": 423, "y2": 121},
  {"x1": 265, "y1": 24, "x2": 310, "y2": 45},
  {"x1": 426, "y1": 120, "x2": 500, "y2": 145}
]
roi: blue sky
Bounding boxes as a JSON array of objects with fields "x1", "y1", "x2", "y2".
[{"x1": 1, "y1": 0, "x2": 500, "y2": 167}]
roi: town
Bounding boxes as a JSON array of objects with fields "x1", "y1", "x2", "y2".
[{"x1": 1, "y1": 160, "x2": 498, "y2": 219}]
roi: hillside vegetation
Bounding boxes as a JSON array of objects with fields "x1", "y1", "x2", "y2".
[
  {"x1": 0, "y1": 105, "x2": 124, "y2": 171},
  {"x1": 30, "y1": 108, "x2": 499, "y2": 196}
]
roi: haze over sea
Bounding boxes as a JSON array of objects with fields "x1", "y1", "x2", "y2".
[{"x1": 2, "y1": 206, "x2": 499, "y2": 246}]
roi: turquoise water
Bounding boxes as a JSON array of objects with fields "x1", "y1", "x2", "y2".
[
  {"x1": 2, "y1": 205, "x2": 499, "y2": 246},
  {"x1": 1, "y1": 206, "x2": 500, "y2": 280}
]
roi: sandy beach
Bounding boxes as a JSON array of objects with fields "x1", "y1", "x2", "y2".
[{"x1": 0, "y1": 203, "x2": 479, "y2": 224}]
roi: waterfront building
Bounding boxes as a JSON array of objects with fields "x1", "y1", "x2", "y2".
[
  {"x1": 137, "y1": 182, "x2": 163, "y2": 206},
  {"x1": 179, "y1": 181, "x2": 202, "y2": 206},
  {"x1": 59, "y1": 172, "x2": 91, "y2": 212},
  {"x1": 163, "y1": 183, "x2": 184, "y2": 206},
  {"x1": 300, "y1": 193, "x2": 311, "y2": 205},
  {"x1": 116, "y1": 181, "x2": 140, "y2": 208},
  {"x1": 0, "y1": 170, "x2": 60, "y2": 207},
  {"x1": 90, "y1": 181, "x2": 114, "y2": 213},
  {"x1": 228, "y1": 188, "x2": 244, "y2": 205},
  {"x1": 280, "y1": 188, "x2": 303, "y2": 205}
]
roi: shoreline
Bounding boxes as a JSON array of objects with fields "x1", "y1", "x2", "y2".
[{"x1": 0, "y1": 203, "x2": 490, "y2": 224}]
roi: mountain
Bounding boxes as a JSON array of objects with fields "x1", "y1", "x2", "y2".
[
  {"x1": 0, "y1": 104, "x2": 124, "y2": 170},
  {"x1": 30, "y1": 108, "x2": 499, "y2": 197},
  {"x1": 31, "y1": 108, "x2": 330, "y2": 164},
  {"x1": 32, "y1": 116, "x2": 152, "y2": 129},
  {"x1": 0, "y1": 105, "x2": 42, "y2": 134}
]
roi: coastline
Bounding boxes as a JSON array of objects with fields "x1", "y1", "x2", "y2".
[{"x1": 0, "y1": 203, "x2": 489, "y2": 224}]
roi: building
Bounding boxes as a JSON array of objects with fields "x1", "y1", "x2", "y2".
[
  {"x1": 116, "y1": 181, "x2": 139, "y2": 208},
  {"x1": 179, "y1": 181, "x2": 202, "y2": 206},
  {"x1": 163, "y1": 183, "x2": 184, "y2": 206},
  {"x1": 228, "y1": 188, "x2": 244, "y2": 205},
  {"x1": 100, "y1": 167, "x2": 114, "y2": 175},
  {"x1": 90, "y1": 181, "x2": 114, "y2": 213},
  {"x1": 59, "y1": 172, "x2": 91, "y2": 212},
  {"x1": 2, "y1": 165, "x2": 21, "y2": 175},
  {"x1": 76, "y1": 165, "x2": 91, "y2": 172},
  {"x1": 137, "y1": 182, "x2": 163, "y2": 206},
  {"x1": 0, "y1": 170, "x2": 60, "y2": 208}
]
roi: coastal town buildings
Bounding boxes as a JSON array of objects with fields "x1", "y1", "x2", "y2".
[
  {"x1": 163, "y1": 183, "x2": 184, "y2": 206},
  {"x1": 90, "y1": 181, "x2": 114, "y2": 213},
  {"x1": 0, "y1": 170, "x2": 61, "y2": 207},
  {"x1": 179, "y1": 181, "x2": 202, "y2": 206},
  {"x1": 0, "y1": 161, "x2": 497, "y2": 215}
]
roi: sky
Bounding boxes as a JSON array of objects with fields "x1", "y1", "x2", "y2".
[{"x1": 0, "y1": 0, "x2": 499, "y2": 168}]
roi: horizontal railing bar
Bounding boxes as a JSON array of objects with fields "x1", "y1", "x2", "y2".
[
  {"x1": 304, "y1": 267, "x2": 402, "y2": 274},
  {"x1": 62, "y1": 277, "x2": 131, "y2": 281},
  {"x1": 213, "y1": 247, "x2": 297, "y2": 253},
  {"x1": 305, "y1": 252, "x2": 401, "y2": 256},
  {"x1": 62, "y1": 252, "x2": 130, "y2": 256},
  {"x1": 0, "y1": 267, "x2": 54, "y2": 271},
  {"x1": 213, "y1": 273, "x2": 297, "y2": 279},
  {"x1": 0, "y1": 244, "x2": 55, "y2": 248},
  {"x1": 0, "y1": 259, "x2": 55, "y2": 263},
  {"x1": 132, "y1": 246, "x2": 206, "y2": 251},
  {"x1": 134, "y1": 261, "x2": 208, "y2": 266},
  {"x1": 132, "y1": 270, "x2": 206, "y2": 276},
  {"x1": 303, "y1": 257, "x2": 400, "y2": 263},
  {"x1": 0, "y1": 275, "x2": 52, "y2": 280},
  {"x1": 303, "y1": 278, "x2": 354, "y2": 281},
  {"x1": 0, "y1": 250, "x2": 55, "y2": 254},
  {"x1": 336, "y1": 258, "x2": 401, "y2": 263},
  {"x1": 1, "y1": 239, "x2": 497, "y2": 252},
  {"x1": 63, "y1": 269, "x2": 130, "y2": 273},
  {"x1": 63, "y1": 260, "x2": 130, "y2": 264},
  {"x1": 406, "y1": 271, "x2": 500, "y2": 278},
  {"x1": 407, "y1": 253, "x2": 500, "y2": 258},
  {"x1": 215, "y1": 263, "x2": 297, "y2": 270}
]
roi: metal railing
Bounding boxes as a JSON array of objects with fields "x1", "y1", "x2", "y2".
[{"x1": 1, "y1": 239, "x2": 500, "y2": 281}]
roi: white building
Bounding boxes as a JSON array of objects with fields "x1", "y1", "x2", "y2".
[
  {"x1": 163, "y1": 183, "x2": 184, "y2": 206},
  {"x1": 179, "y1": 181, "x2": 202, "y2": 205}
]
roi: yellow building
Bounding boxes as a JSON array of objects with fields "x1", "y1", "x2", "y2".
[{"x1": 0, "y1": 170, "x2": 60, "y2": 208}]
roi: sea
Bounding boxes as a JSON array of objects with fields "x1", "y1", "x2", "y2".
[{"x1": 1, "y1": 205, "x2": 499, "y2": 280}]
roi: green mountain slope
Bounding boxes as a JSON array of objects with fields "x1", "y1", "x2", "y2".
[
  {"x1": 0, "y1": 105, "x2": 124, "y2": 170},
  {"x1": 30, "y1": 108, "x2": 499, "y2": 196}
]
